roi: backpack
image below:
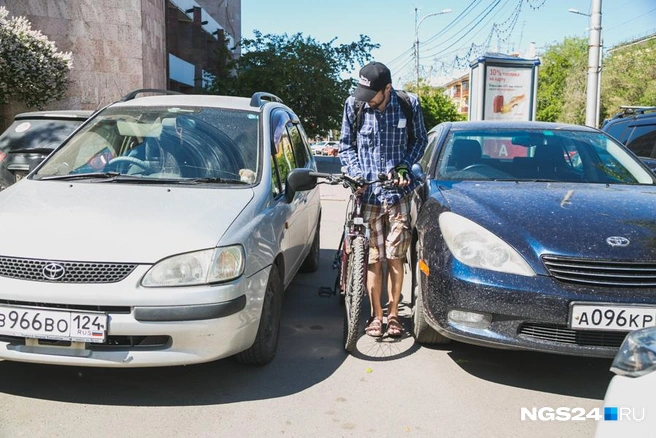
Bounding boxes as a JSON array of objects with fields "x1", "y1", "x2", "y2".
[{"x1": 351, "y1": 90, "x2": 415, "y2": 148}]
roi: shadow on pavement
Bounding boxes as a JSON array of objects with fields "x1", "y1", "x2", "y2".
[
  {"x1": 444, "y1": 342, "x2": 614, "y2": 399},
  {"x1": 0, "y1": 248, "x2": 349, "y2": 407}
]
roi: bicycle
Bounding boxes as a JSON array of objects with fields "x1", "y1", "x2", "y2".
[{"x1": 313, "y1": 171, "x2": 390, "y2": 352}]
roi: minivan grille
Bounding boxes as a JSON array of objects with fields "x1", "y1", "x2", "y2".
[
  {"x1": 0, "y1": 256, "x2": 137, "y2": 283},
  {"x1": 542, "y1": 255, "x2": 656, "y2": 287}
]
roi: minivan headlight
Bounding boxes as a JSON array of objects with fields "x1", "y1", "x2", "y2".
[
  {"x1": 142, "y1": 246, "x2": 245, "y2": 287},
  {"x1": 439, "y1": 212, "x2": 535, "y2": 276}
]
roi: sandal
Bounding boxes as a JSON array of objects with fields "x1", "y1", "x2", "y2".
[
  {"x1": 386, "y1": 315, "x2": 403, "y2": 338},
  {"x1": 365, "y1": 317, "x2": 383, "y2": 337}
]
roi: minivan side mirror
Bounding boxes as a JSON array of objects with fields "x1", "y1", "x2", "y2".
[{"x1": 285, "y1": 168, "x2": 318, "y2": 203}]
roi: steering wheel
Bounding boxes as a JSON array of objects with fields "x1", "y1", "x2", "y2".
[
  {"x1": 461, "y1": 164, "x2": 490, "y2": 172},
  {"x1": 106, "y1": 156, "x2": 151, "y2": 172}
]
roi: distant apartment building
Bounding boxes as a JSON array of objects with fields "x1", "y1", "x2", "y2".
[
  {"x1": 443, "y1": 73, "x2": 469, "y2": 117},
  {"x1": 0, "y1": 0, "x2": 240, "y2": 128}
]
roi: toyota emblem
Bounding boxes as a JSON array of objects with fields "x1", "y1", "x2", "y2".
[
  {"x1": 606, "y1": 236, "x2": 630, "y2": 247},
  {"x1": 42, "y1": 262, "x2": 66, "y2": 280}
]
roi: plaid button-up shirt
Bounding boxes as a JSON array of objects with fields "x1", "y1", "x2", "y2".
[{"x1": 338, "y1": 88, "x2": 428, "y2": 205}]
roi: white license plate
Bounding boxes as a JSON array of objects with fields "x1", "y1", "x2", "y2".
[
  {"x1": 14, "y1": 172, "x2": 27, "y2": 182},
  {"x1": 570, "y1": 303, "x2": 656, "y2": 332},
  {"x1": 0, "y1": 305, "x2": 108, "y2": 343}
]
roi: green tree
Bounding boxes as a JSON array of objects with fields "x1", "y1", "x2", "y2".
[
  {"x1": 404, "y1": 82, "x2": 465, "y2": 129},
  {"x1": 0, "y1": 7, "x2": 72, "y2": 108},
  {"x1": 600, "y1": 38, "x2": 656, "y2": 121},
  {"x1": 206, "y1": 31, "x2": 378, "y2": 138},
  {"x1": 536, "y1": 37, "x2": 587, "y2": 124}
]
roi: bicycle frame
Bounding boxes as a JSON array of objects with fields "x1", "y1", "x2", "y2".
[{"x1": 336, "y1": 189, "x2": 370, "y2": 297}]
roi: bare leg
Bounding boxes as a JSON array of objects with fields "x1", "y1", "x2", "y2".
[
  {"x1": 386, "y1": 258, "x2": 404, "y2": 317},
  {"x1": 367, "y1": 261, "x2": 384, "y2": 319}
]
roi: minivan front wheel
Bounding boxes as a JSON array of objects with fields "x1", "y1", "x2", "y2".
[{"x1": 235, "y1": 264, "x2": 283, "y2": 365}]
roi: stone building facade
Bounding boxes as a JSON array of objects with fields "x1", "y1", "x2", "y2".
[{"x1": 0, "y1": 0, "x2": 240, "y2": 129}]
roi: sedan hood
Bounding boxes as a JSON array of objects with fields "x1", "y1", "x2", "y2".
[
  {"x1": 0, "y1": 180, "x2": 254, "y2": 262},
  {"x1": 439, "y1": 181, "x2": 656, "y2": 260}
]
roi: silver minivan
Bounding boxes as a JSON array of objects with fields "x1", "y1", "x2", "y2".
[{"x1": 0, "y1": 90, "x2": 321, "y2": 367}]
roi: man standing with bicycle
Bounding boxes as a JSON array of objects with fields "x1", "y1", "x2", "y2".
[{"x1": 338, "y1": 61, "x2": 428, "y2": 338}]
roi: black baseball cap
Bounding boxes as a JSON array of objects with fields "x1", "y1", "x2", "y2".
[{"x1": 354, "y1": 61, "x2": 392, "y2": 101}]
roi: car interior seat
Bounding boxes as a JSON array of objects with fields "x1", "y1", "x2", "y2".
[
  {"x1": 131, "y1": 136, "x2": 181, "y2": 176},
  {"x1": 450, "y1": 139, "x2": 483, "y2": 169},
  {"x1": 534, "y1": 144, "x2": 568, "y2": 178}
]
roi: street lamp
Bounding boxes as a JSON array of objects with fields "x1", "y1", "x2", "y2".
[
  {"x1": 414, "y1": 8, "x2": 452, "y2": 86},
  {"x1": 568, "y1": 1, "x2": 602, "y2": 127}
]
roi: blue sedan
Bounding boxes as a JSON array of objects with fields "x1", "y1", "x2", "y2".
[{"x1": 410, "y1": 120, "x2": 656, "y2": 358}]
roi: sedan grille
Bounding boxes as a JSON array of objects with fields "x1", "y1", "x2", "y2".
[
  {"x1": 542, "y1": 255, "x2": 656, "y2": 287},
  {"x1": 519, "y1": 323, "x2": 627, "y2": 348},
  {"x1": 0, "y1": 256, "x2": 137, "y2": 283}
]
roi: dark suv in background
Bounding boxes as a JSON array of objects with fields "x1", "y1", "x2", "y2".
[
  {"x1": 0, "y1": 110, "x2": 92, "y2": 190},
  {"x1": 601, "y1": 106, "x2": 656, "y2": 171}
]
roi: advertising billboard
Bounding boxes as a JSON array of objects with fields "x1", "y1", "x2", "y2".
[{"x1": 469, "y1": 53, "x2": 540, "y2": 121}]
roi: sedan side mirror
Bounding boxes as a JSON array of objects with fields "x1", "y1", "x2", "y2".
[
  {"x1": 412, "y1": 163, "x2": 426, "y2": 182},
  {"x1": 285, "y1": 168, "x2": 318, "y2": 203}
]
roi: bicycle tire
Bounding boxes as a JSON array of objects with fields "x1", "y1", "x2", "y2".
[{"x1": 343, "y1": 236, "x2": 366, "y2": 352}]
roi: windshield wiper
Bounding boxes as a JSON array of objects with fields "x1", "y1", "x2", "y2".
[
  {"x1": 39, "y1": 172, "x2": 122, "y2": 181},
  {"x1": 9, "y1": 147, "x2": 55, "y2": 155},
  {"x1": 182, "y1": 177, "x2": 247, "y2": 185},
  {"x1": 40, "y1": 173, "x2": 188, "y2": 184},
  {"x1": 492, "y1": 178, "x2": 559, "y2": 182}
]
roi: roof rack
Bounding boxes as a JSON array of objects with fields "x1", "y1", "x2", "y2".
[
  {"x1": 610, "y1": 105, "x2": 656, "y2": 119},
  {"x1": 119, "y1": 89, "x2": 184, "y2": 102},
  {"x1": 250, "y1": 92, "x2": 283, "y2": 108}
]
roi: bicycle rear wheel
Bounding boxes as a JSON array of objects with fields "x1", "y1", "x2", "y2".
[{"x1": 343, "y1": 236, "x2": 366, "y2": 352}]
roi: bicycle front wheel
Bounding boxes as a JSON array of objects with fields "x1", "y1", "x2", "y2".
[{"x1": 343, "y1": 236, "x2": 366, "y2": 352}]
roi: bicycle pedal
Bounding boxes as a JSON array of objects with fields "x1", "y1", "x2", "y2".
[{"x1": 318, "y1": 286, "x2": 335, "y2": 297}]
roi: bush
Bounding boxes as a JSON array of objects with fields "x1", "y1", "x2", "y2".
[{"x1": 0, "y1": 7, "x2": 72, "y2": 108}]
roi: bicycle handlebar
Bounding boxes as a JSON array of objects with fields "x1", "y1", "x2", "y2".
[{"x1": 309, "y1": 171, "x2": 390, "y2": 189}]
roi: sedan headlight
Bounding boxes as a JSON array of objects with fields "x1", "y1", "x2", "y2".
[
  {"x1": 142, "y1": 246, "x2": 245, "y2": 287},
  {"x1": 439, "y1": 212, "x2": 535, "y2": 276},
  {"x1": 610, "y1": 326, "x2": 656, "y2": 377}
]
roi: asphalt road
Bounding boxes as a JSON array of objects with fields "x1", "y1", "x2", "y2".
[{"x1": 0, "y1": 155, "x2": 614, "y2": 438}]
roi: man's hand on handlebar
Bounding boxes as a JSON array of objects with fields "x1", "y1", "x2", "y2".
[
  {"x1": 352, "y1": 175, "x2": 366, "y2": 195},
  {"x1": 389, "y1": 164, "x2": 411, "y2": 188}
]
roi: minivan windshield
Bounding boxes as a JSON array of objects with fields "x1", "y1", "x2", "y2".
[{"x1": 35, "y1": 106, "x2": 260, "y2": 184}]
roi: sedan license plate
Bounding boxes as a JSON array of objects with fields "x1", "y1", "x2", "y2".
[
  {"x1": 0, "y1": 305, "x2": 108, "y2": 343},
  {"x1": 570, "y1": 303, "x2": 656, "y2": 332}
]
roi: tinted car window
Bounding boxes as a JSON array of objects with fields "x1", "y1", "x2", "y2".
[
  {"x1": 0, "y1": 119, "x2": 83, "y2": 152},
  {"x1": 288, "y1": 122, "x2": 310, "y2": 168},
  {"x1": 271, "y1": 109, "x2": 296, "y2": 194},
  {"x1": 626, "y1": 124, "x2": 656, "y2": 158},
  {"x1": 421, "y1": 128, "x2": 440, "y2": 173}
]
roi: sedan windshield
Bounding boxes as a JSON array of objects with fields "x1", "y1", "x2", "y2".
[
  {"x1": 35, "y1": 106, "x2": 260, "y2": 184},
  {"x1": 435, "y1": 128, "x2": 655, "y2": 184}
]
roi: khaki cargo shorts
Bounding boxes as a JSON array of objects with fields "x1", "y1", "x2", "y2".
[{"x1": 361, "y1": 196, "x2": 411, "y2": 264}]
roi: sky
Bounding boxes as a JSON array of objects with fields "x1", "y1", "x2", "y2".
[{"x1": 241, "y1": 0, "x2": 656, "y2": 86}]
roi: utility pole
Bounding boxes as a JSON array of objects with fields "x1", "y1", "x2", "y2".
[
  {"x1": 414, "y1": 8, "x2": 452, "y2": 87},
  {"x1": 586, "y1": 0, "x2": 602, "y2": 127}
]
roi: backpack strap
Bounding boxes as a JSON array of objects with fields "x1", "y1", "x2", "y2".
[
  {"x1": 351, "y1": 99, "x2": 365, "y2": 148},
  {"x1": 395, "y1": 90, "x2": 415, "y2": 144},
  {"x1": 351, "y1": 90, "x2": 416, "y2": 149}
]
